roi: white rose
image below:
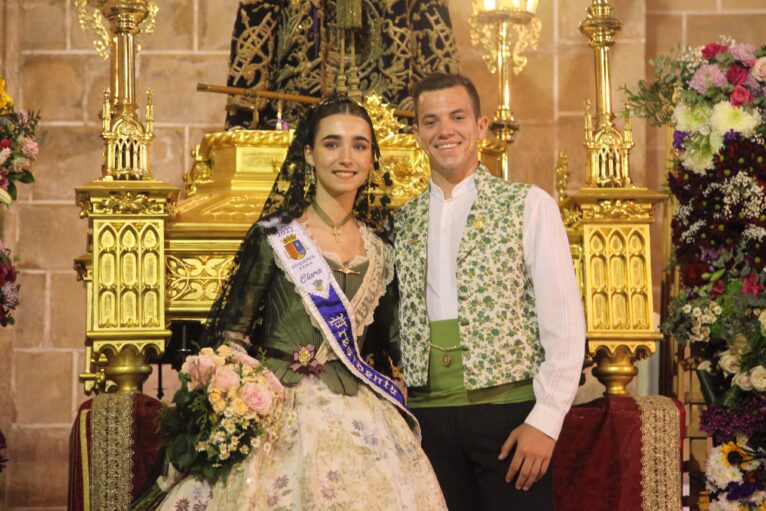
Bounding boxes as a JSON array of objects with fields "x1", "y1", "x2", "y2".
[
  {"x1": 732, "y1": 371, "x2": 753, "y2": 391},
  {"x1": 697, "y1": 360, "x2": 712, "y2": 372},
  {"x1": 759, "y1": 310, "x2": 766, "y2": 334},
  {"x1": 750, "y1": 365, "x2": 766, "y2": 392},
  {"x1": 718, "y1": 351, "x2": 740, "y2": 375},
  {"x1": 752, "y1": 57, "x2": 766, "y2": 82}
]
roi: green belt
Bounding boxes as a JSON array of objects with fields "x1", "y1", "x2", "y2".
[{"x1": 408, "y1": 319, "x2": 534, "y2": 408}]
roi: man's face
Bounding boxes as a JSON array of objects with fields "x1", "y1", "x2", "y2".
[{"x1": 413, "y1": 85, "x2": 489, "y2": 182}]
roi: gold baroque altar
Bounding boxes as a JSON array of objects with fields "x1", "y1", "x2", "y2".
[{"x1": 74, "y1": 0, "x2": 665, "y2": 399}]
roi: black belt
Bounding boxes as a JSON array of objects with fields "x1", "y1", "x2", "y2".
[{"x1": 260, "y1": 346, "x2": 293, "y2": 362}]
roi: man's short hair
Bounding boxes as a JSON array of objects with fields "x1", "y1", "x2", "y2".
[{"x1": 412, "y1": 72, "x2": 482, "y2": 121}]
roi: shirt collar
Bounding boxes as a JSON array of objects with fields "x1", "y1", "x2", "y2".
[{"x1": 429, "y1": 171, "x2": 477, "y2": 201}]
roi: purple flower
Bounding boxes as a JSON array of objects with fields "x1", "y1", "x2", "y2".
[
  {"x1": 723, "y1": 130, "x2": 741, "y2": 144},
  {"x1": 729, "y1": 43, "x2": 756, "y2": 64},
  {"x1": 700, "y1": 248, "x2": 721, "y2": 263},
  {"x1": 672, "y1": 130, "x2": 689, "y2": 150},
  {"x1": 700, "y1": 398, "x2": 766, "y2": 443},
  {"x1": 289, "y1": 344, "x2": 323, "y2": 375},
  {"x1": 690, "y1": 64, "x2": 727, "y2": 94},
  {"x1": 725, "y1": 480, "x2": 762, "y2": 501}
]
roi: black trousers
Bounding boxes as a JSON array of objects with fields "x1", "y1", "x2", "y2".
[{"x1": 412, "y1": 401, "x2": 554, "y2": 511}]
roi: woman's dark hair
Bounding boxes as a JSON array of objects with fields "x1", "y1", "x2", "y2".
[{"x1": 259, "y1": 95, "x2": 393, "y2": 242}]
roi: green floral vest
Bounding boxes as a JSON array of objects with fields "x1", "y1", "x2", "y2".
[{"x1": 394, "y1": 165, "x2": 544, "y2": 390}]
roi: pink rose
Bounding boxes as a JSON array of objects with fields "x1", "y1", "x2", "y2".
[
  {"x1": 182, "y1": 354, "x2": 216, "y2": 390},
  {"x1": 752, "y1": 57, "x2": 766, "y2": 82},
  {"x1": 230, "y1": 346, "x2": 260, "y2": 369},
  {"x1": 210, "y1": 366, "x2": 240, "y2": 393},
  {"x1": 726, "y1": 65, "x2": 748, "y2": 86},
  {"x1": 241, "y1": 383, "x2": 273, "y2": 415},
  {"x1": 21, "y1": 137, "x2": 38, "y2": 160},
  {"x1": 730, "y1": 84, "x2": 752, "y2": 106},
  {"x1": 702, "y1": 43, "x2": 729, "y2": 60}
]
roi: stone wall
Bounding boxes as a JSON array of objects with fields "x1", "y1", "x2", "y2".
[{"x1": 1, "y1": 0, "x2": 765, "y2": 508}]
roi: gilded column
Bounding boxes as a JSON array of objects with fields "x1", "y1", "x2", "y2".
[
  {"x1": 558, "y1": 0, "x2": 666, "y2": 395},
  {"x1": 75, "y1": 0, "x2": 178, "y2": 394}
]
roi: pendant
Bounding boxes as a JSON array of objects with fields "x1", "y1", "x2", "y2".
[{"x1": 441, "y1": 352, "x2": 452, "y2": 367}]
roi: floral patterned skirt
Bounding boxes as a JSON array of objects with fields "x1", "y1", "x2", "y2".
[{"x1": 156, "y1": 377, "x2": 447, "y2": 511}]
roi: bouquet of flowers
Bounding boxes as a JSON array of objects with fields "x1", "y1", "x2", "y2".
[
  {"x1": 0, "y1": 242, "x2": 19, "y2": 327},
  {"x1": 625, "y1": 37, "x2": 766, "y2": 509},
  {"x1": 0, "y1": 77, "x2": 39, "y2": 204},
  {"x1": 161, "y1": 343, "x2": 287, "y2": 481}
]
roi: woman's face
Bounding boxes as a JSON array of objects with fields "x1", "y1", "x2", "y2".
[{"x1": 304, "y1": 113, "x2": 373, "y2": 200}]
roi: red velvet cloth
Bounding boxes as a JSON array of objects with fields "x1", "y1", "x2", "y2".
[
  {"x1": 131, "y1": 394, "x2": 165, "y2": 499},
  {"x1": 552, "y1": 395, "x2": 685, "y2": 511},
  {"x1": 68, "y1": 393, "x2": 165, "y2": 510},
  {"x1": 68, "y1": 400, "x2": 93, "y2": 511}
]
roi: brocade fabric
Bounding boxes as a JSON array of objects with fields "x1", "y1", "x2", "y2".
[{"x1": 225, "y1": 0, "x2": 460, "y2": 128}]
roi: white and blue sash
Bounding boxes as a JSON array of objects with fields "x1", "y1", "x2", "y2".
[{"x1": 266, "y1": 220, "x2": 416, "y2": 427}]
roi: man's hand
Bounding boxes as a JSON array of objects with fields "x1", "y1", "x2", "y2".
[{"x1": 498, "y1": 423, "x2": 555, "y2": 491}]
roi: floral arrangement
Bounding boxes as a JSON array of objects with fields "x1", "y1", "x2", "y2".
[
  {"x1": 0, "y1": 242, "x2": 19, "y2": 327},
  {"x1": 0, "y1": 78, "x2": 39, "y2": 205},
  {"x1": 704, "y1": 438, "x2": 766, "y2": 510},
  {"x1": 624, "y1": 37, "x2": 766, "y2": 510},
  {"x1": 160, "y1": 343, "x2": 287, "y2": 481}
]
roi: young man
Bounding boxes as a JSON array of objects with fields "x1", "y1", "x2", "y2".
[{"x1": 395, "y1": 72, "x2": 585, "y2": 510}]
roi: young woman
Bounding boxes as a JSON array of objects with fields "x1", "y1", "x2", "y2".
[{"x1": 156, "y1": 96, "x2": 447, "y2": 510}]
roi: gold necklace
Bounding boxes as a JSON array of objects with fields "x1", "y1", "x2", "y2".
[{"x1": 311, "y1": 203, "x2": 354, "y2": 243}]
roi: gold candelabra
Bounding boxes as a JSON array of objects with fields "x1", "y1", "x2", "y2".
[
  {"x1": 75, "y1": 0, "x2": 178, "y2": 394},
  {"x1": 469, "y1": 0, "x2": 541, "y2": 179},
  {"x1": 557, "y1": 0, "x2": 666, "y2": 395}
]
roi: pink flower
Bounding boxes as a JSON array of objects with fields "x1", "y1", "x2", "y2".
[
  {"x1": 726, "y1": 65, "x2": 748, "y2": 86},
  {"x1": 21, "y1": 138, "x2": 37, "y2": 160},
  {"x1": 210, "y1": 366, "x2": 240, "y2": 393},
  {"x1": 730, "y1": 85, "x2": 752, "y2": 106},
  {"x1": 182, "y1": 354, "x2": 216, "y2": 390},
  {"x1": 240, "y1": 383, "x2": 273, "y2": 415},
  {"x1": 230, "y1": 345, "x2": 260, "y2": 369},
  {"x1": 2, "y1": 282, "x2": 19, "y2": 309},
  {"x1": 0, "y1": 168, "x2": 9, "y2": 190},
  {"x1": 742, "y1": 272, "x2": 764, "y2": 296},
  {"x1": 689, "y1": 64, "x2": 726, "y2": 94},
  {"x1": 729, "y1": 43, "x2": 756, "y2": 63},
  {"x1": 711, "y1": 280, "x2": 726, "y2": 298},
  {"x1": 289, "y1": 344, "x2": 323, "y2": 375},
  {"x1": 702, "y1": 43, "x2": 729, "y2": 60},
  {"x1": 752, "y1": 57, "x2": 766, "y2": 82}
]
